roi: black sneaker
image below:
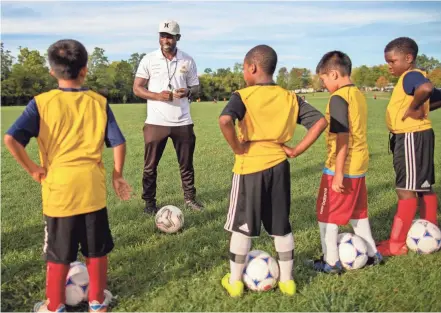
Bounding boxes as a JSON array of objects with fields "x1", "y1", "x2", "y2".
[
  {"x1": 144, "y1": 203, "x2": 159, "y2": 215},
  {"x1": 184, "y1": 199, "x2": 204, "y2": 211},
  {"x1": 305, "y1": 255, "x2": 343, "y2": 274},
  {"x1": 366, "y1": 252, "x2": 384, "y2": 266}
]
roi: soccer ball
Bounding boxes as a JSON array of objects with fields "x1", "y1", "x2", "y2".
[
  {"x1": 337, "y1": 233, "x2": 368, "y2": 270},
  {"x1": 155, "y1": 205, "x2": 184, "y2": 234},
  {"x1": 65, "y1": 261, "x2": 89, "y2": 306},
  {"x1": 242, "y1": 250, "x2": 279, "y2": 291},
  {"x1": 406, "y1": 219, "x2": 441, "y2": 254}
]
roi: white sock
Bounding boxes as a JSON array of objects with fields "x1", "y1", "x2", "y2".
[
  {"x1": 274, "y1": 233, "x2": 294, "y2": 282},
  {"x1": 229, "y1": 232, "x2": 251, "y2": 283},
  {"x1": 318, "y1": 222, "x2": 328, "y2": 259},
  {"x1": 318, "y1": 222, "x2": 339, "y2": 266},
  {"x1": 350, "y1": 218, "x2": 377, "y2": 257}
]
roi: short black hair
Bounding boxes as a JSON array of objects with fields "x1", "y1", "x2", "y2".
[
  {"x1": 384, "y1": 37, "x2": 418, "y2": 61},
  {"x1": 316, "y1": 51, "x2": 352, "y2": 76},
  {"x1": 245, "y1": 45, "x2": 278, "y2": 75},
  {"x1": 48, "y1": 39, "x2": 88, "y2": 80}
]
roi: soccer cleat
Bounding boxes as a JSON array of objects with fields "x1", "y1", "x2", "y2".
[
  {"x1": 33, "y1": 300, "x2": 66, "y2": 312},
  {"x1": 278, "y1": 279, "x2": 296, "y2": 296},
  {"x1": 366, "y1": 251, "x2": 384, "y2": 266},
  {"x1": 378, "y1": 199, "x2": 417, "y2": 257},
  {"x1": 376, "y1": 240, "x2": 408, "y2": 256},
  {"x1": 308, "y1": 257, "x2": 343, "y2": 274},
  {"x1": 221, "y1": 273, "x2": 244, "y2": 297},
  {"x1": 89, "y1": 289, "x2": 113, "y2": 312},
  {"x1": 184, "y1": 199, "x2": 204, "y2": 211},
  {"x1": 144, "y1": 203, "x2": 159, "y2": 215}
]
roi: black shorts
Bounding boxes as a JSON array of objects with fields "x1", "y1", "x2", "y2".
[
  {"x1": 390, "y1": 129, "x2": 435, "y2": 192},
  {"x1": 44, "y1": 208, "x2": 114, "y2": 264},
  {"x1": 224, "y1": 160, "x2": 292, "y2": 237}
]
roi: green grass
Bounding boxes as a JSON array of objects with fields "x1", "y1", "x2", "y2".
[{"x1": 1, "y1": 92, "x2": 441, "y2": 312}]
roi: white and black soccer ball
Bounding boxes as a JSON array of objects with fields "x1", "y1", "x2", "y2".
[
  {"x1": 242, "y1": 250, "x2": 279, "y2": 291},
  {"x1": 155, "y1": 205, "x2": 184, "y2": 234},
  {"x1": 337, "y1": 233, "x2": 368, "y2": 270},
  {"x1": 65, "y1": 261, "x2": 89, "y2": 306},
  {"x1": 406, "y1": 219, "x2": 441, "y2": 254}
]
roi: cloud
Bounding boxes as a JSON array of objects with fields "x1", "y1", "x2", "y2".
[
  {"x1": 2, "y1": 2, "x2": 439, "y2": 37},
  {"x1": 1, "y1": 1, "x2": 440, "y2": 72}
]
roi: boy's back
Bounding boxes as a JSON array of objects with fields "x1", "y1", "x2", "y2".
[
  {"x1": 227, "y1": 84, "x2": 321, "y2": 175},
  {"x1": 37, "y1": 89, "x2": 107, "y2": 168},
  {"x1": 34, "y1": 88, "x2": 112, "y2": 217}
]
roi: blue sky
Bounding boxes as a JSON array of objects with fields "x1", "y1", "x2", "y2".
[{"x1": 2, "y1": 1, "x2": 441, "y2": 74}]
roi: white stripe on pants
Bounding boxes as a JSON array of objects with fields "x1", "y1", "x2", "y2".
[
  {"x1": 405, "y1": 133, "x2": 416, "y2": 190},
  {"x1": 224, "y1": 174, "x2": 240, "y2": 231}
]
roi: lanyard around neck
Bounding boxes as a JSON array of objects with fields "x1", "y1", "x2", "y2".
[{"x1": 165, "y1": 57, "x2": 178, "y2": 90}]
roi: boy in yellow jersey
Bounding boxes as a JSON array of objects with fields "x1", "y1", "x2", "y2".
[
  {"x1": 305, "y1": 51, "x2": 383, "y2": 273},
  {"x1": 219, "y1": 45, "x2": 327, "y2": 297},
  {"x1": 4, "y1": 39, "x2": 131, "y2": 312},
  {"x1": 377, "y1": 37, "x2": 439, "y2": 256}
]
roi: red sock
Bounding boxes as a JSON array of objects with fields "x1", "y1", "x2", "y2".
[
  {"x1": 392, "y1": 198, "x2": 418, "y2": 243},
  {"x1": 421, "y1": 194, "x2": 439, "y2": 226},
  {"x1": 86, "y1": 256, "x2": 107, "y2": 303},
  {"x1": 46, "y1": 262, "x2": 69, "y2": 311}
]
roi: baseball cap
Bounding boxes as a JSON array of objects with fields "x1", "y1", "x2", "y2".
[{"x1": 158, "y1": 20, "x2": 180, "y2": 35}]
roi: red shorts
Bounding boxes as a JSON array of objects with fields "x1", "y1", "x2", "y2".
[{"x1": 316, "y1": 174, "x2": 368, "y2": 225}]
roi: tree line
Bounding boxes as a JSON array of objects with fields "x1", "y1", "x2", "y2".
[{"x1": 1, "y1": 42, "x2": 440, "y2": 106}]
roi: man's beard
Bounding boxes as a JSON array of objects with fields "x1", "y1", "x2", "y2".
[{"x1": 162, "y1": 44, "x2": 175, "y2": 52}]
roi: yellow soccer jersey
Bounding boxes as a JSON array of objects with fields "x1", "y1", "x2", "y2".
[
  {"x1": 324, "y1": 85, "x2": 369, "y2": 177},
  {"x1": 6, "y1": 88, "x2": 126, "y2": 217},
  {"x1": 386, "y1": 69, "x2": 432, "y2": 134},
  {"x1": 220, "y1": 83, "x2": 324, "y2": 175}
]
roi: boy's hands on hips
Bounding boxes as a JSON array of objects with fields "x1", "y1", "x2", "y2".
[
  {"x1": 402, "y1": 106, "x2": 427, "y2": 121},
  {"x1": 234, "y1": 141, "x2": 250, "y2": 155},
  {"x1": 282, "y1": 144, "x2": 299, "y2": 158},
  {"x1": 29, "y1": 164, "x2": 46, "y2": 183}
]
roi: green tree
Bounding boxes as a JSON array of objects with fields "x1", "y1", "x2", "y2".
[
  {"x1": 376, "y1": 76, "x2": 389, "y2": 89},
  {"x1": 428, "y1": 67, "x2": 441, "y2": 87},
  {"x1": 88, "y1": 47, "x2": 109, "y2": 75},
  {"x1": 417, "y1": 54, "x2": 441, "y2": 72},
  {"x1": 1, "y1": 47, "x2": 55, "y2": 105},
  {"x1": 233, "y1": 63, "x2": 242, "y2": 74},
  {"x1": 1, "y1": 42, "x2": 14, "y2": 81},
  {"x1": 85, "y1": 47, "x2": 112, "y2": 92},
  {"x1": 311, "y1": 74, "x2": 322, "y2": 91},
  {"x1": 276, "y1": 67, "x2": 288, "y2": 89},
  {"x1": 128, "y1": 52, "x2": 146, "y2": 76},
  {"x1": 352, "y1": 65, "x2": 371, "y2": 87},
  {"x1": 110, "y1": 60, "x2": 133, "y2": 102},
  {"x1": 287, "y1": 68, "x2": 303, "y2": 90},
  {"x1": 301, "y1": 68, "x2": 312, "y2": 88}
]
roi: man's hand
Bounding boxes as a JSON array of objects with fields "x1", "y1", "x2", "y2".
[
  {"x1": 29, "y1": 164, "x2": 46, "y2": 183},
  {"x1": 156, "y1": 91, "x2": 173, "y2": 101},
  {"x1": 332, "y1": 172, "x2": 345, "y2": 193},
  {"x1": 173, "y1": 88, "x2": 189, "y2": 99}
]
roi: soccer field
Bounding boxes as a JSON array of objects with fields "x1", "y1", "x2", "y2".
[{"x1": 1, "y1": 94, "x2": 441, "y2": 312}]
